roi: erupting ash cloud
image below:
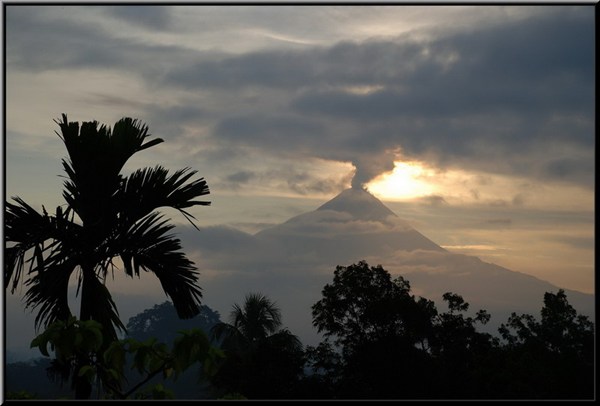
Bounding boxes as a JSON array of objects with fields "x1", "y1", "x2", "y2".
[{"x1": 350, "y1": 152, "x2": 397, "y2": 190}]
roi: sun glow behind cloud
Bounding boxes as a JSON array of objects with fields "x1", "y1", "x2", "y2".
[
  {"x1": 368, "y1": 159, "x2": 593, "y2": 214},
  {"x1": 367, "y1": 161, "x2": 436, "y2": 200}
]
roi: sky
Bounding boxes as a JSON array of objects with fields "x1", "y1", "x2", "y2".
[{"x1": 2, "y1": 4, "x2": 596, "y2": 360}]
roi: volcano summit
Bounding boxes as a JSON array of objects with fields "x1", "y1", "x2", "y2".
[{"x1": 187, "y1": 188, "x2": 594, "y2": 345}]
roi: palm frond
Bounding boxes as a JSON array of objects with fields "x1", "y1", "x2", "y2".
[
  {"x1": 23, "y1": 255, "x2": 75, "y2": 332},
  {"x1": 265, "y1": 329, "x2": 304, "y2": 353},
  {"x1": 118, "y1": 212, "x2": 203, "y2": 319},
  {"x1": 55, "y1": 114, "x2": 163, "y2": 182},
  {"x1": 230, "y1": 293, "x2": 283, "y2": 342},
  {"x1": 78, "y1": 268, "x2": 126, "y2": 342},
  {"x1": 5, "y1": 198, "x2": 81, "y2": 293},
  {"x1": 117, "y1": 166, "x2": 210, "y2": 230},
  {"x1": 55, "y1": 114, "x2": 164, "y2": 225},
  {"x1": 210, "y1": 322, "x2": 248, "y2": 353}
]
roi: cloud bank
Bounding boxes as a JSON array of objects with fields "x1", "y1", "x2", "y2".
[{"x1": 5, "y1": 6, "x2": 594, "y2": 191}]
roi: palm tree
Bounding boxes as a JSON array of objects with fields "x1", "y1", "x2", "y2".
[
  {"x1": 209, "y1": 293, "x2": 304, "y2": 398},
  {"x1": 211, "y1": 293, "x2": 283, "y2": 348},
  {"x1": 5, "y1": 114, "x2": 210, "y2": 398}
]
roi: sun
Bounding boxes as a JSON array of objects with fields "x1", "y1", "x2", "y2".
[{"x1": 367, "y1": 161, "x2": 435, "y2": 200}]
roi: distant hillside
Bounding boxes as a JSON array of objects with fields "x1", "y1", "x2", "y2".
[
  {"x1": 185, "y1": 187, "x2": 594, "y2": 346},
  {"x1": 4, "y1": 302, "x2": 222, "y2": 400}
]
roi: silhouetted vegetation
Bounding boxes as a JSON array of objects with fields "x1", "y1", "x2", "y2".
[
  {"x1": 4, "y1": 114, "x2": 210, "y2": 398},
  {"x1": 5, "y1": 256, "x2": 593, "y2": 400},
  {"x1": 208, "y1": 293, "x2": 305, "y2": 398},
  {"x1": 26, "y1": 316, "x2": 222, "y2": 399},
  {"x1": 496, "y1": 290, "x2": 594, "y2": 398},
  {"x1": 4, "y1": 358, "x2": 71, "y2": 399},
  {"x1": 5, "y1": 302, "x2": 224, "y2": 400},
  {"x1": 123, "y1": 301, "x2": 223, "y2": 399},
  {"x1": 127, "y1": 301, "x2": 221, "y2": 344},
  {"x1": 303, "y1": 261, "x2": 594, "y2": 400}
]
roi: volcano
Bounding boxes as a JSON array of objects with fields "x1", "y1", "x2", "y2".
[
  {"x1": 186, "y1": 187, "x2": 593, "y2": 345},
  {"x1": 316, "y1": 187, "x2": 398, "y2": 221},
  {"x1": 255, "y1": 187, "x2": 445, "y2": 262}
]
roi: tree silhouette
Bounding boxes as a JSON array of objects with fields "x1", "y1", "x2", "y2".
[
  {"x1": 5, "y1": 114, "x2": 210, "y2": 398},
  {"x1": 426, "y1": 292, "x2": 498, "y2": 398},
  {"x1": 311, "y1": 261, "x2": 439, "y2": 398},
  {"x1": 209, "y1": 293, "x2": 304, "y2": 399},
  {"x1": 126, "y1": 301, "x2": 221, "y2": 345},
  {"x1": 311, "y1": 261, "x2": 436, "y2": 355},
  {"x1": 211, "y1": 293, "x2": 283, "y2": 347},
  {"x1": 497, "y1": 289, "x2": 594, "y2": 399},
  {"x1": 310, "y1": 261, "x2": 501, "y2": 399},
  {"x1": 310, "y1": 261, "x2": 594, "y2": 399}
]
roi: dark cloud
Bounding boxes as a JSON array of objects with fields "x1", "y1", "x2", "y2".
[
  {"x1": 162, "y1": 38, "x2": 426, "y2": 90},
  {"x1": 511, "y1": 194, "x2": 526, "y2": 207},
  {"x1": 214, "y1": 114, "x2": 326, "y2": 154},
  {"x1": 549, "y1": 236, "x2": 595, "y2": 251},
  {"x1": 103, "y1": 6, "x2": 173, "y2": 30},
  {"x1": 539, "y1": 158, "x2": 595, "y2": 187},
  {"x1": 226, "y1": 170, "x2": 256, "y2": 184},
  {"x1": 284, "y1": 171, "x2": 351, "y2": 196},
  {"x1": 489, "y1": 199, "x2": 510, "y2": 207},
  {"x1": 351, "y1": 153, "x2": 396, "y2": 189},
  {"x1": 485, "y1": 218, "x2": 512, "y2": 226},
  {"x1": 166, "y1": 7, "x2": 592, "y2": 188},
  {"x1": 6, "y1": 6, "x2": 594, "y2": 192},
  {"x1": 5, "y1": 6, "x2": 191, "y2": 73},
  {"x1": 218, "y1": 166, "x2": 351, "y2": 197},
  {"x1": 419, "y1": 195, "x2": 448, "y2": 207}
]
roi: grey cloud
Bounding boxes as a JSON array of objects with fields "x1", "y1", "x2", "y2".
[
  {"x1": 83, "y1": 93, "x2": 148, "y2": 110},
  {"x1": 435, "y1": 7, "x2": 594, "y2": 82},
  {"x1": 214, "y1": 114, "x2": 326, "y2": 153},
  {"x1": 540, "y1": 158, "x2": 595, "y2": 187},
  {"x1": 511, "y1": 194, "x2": 526, "y2": 207},
  {"x1": 351, "y1": 153, "x2": 396, "y2": 189},
  {"x1": 474, "y1": 175, "x2": 494, "y2": 186},
  {"x1": 485, "y1": 195, "x2": 526, "y2": 208},
  {"x1": 6, "y1": 6, "x2": 191, "y2": 73},
  {"x1": 103, "y1": 5, "x2": 173, "y2": 30},
  {"x1": 198, "y1": 9, "x2": 591, "y2": 188},
  {"x1": 551, "y1": 236, "x2": 594, "y2": 251},
  {"x1": 218, "y1": 166, "x2": 352, "y2": 197},
  {"x1": 6, "y1": 6, "x2": 594, "y2": 192},
  {"x1": 180, "y1": 225, "x2": 269, "y2": 271},
  {"x1": 484, "y1": 218, "x2": 512, "y2": 228},
  {"x1": 226, "y1": 170, "x2": 256, "y2": 184},
  {"x1": 488, "y1": 199, "x2": 509, "y2": 207},
  {"x1": 162, "y1": 38, "x2": 426, "y2": 90},
  {"x1": 144, "y1": 104, "x2": 208, "y2": 142},
  {"x1": 419, "y1": 195, "x2": 448, "y2": 207},
  {"x1": 285, "y1": 172, "x2": 352, "y2": 196}
]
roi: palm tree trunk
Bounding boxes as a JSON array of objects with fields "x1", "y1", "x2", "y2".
[
  {"x1": 79, "y1": 264, "x2": 95, "y2": 322},
  {"x1": 74, "y1": 373, "x2": 93, "y2": 400},
  {"x1": 74, "y1": 264, "x2": 95, "y2": 399}
]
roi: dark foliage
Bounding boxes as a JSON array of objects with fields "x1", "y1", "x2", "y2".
[
  {"x1": 496, "y1": 290, "x2": 594, "y2": 399},
  {"x1": 126, "y1": 301, "x2": 221, "y2": 345},
  {"x1": 4, "y1": 115, "x2": 210, "y2": 399},
  {"x1": 208, "y1": 293, "x2": 305, "y2": 399},
  {"x1": 5, "y1": 261, "x2": 593, "y2": 400},
  {"x1": 306, "y1": 260, "x2": 594, "y2": 400}
]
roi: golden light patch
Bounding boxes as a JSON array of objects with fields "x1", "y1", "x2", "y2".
[{"x1": 367, "y1": 161, "x2": 436, "y2": 200}]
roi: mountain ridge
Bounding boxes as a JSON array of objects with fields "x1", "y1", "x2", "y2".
[
  {"x1": 316, "y1": 187, "x2": 398, "y2": 221},
  {"x1": 182, "y1": 187, "x2": 593, "y2": 347}
]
